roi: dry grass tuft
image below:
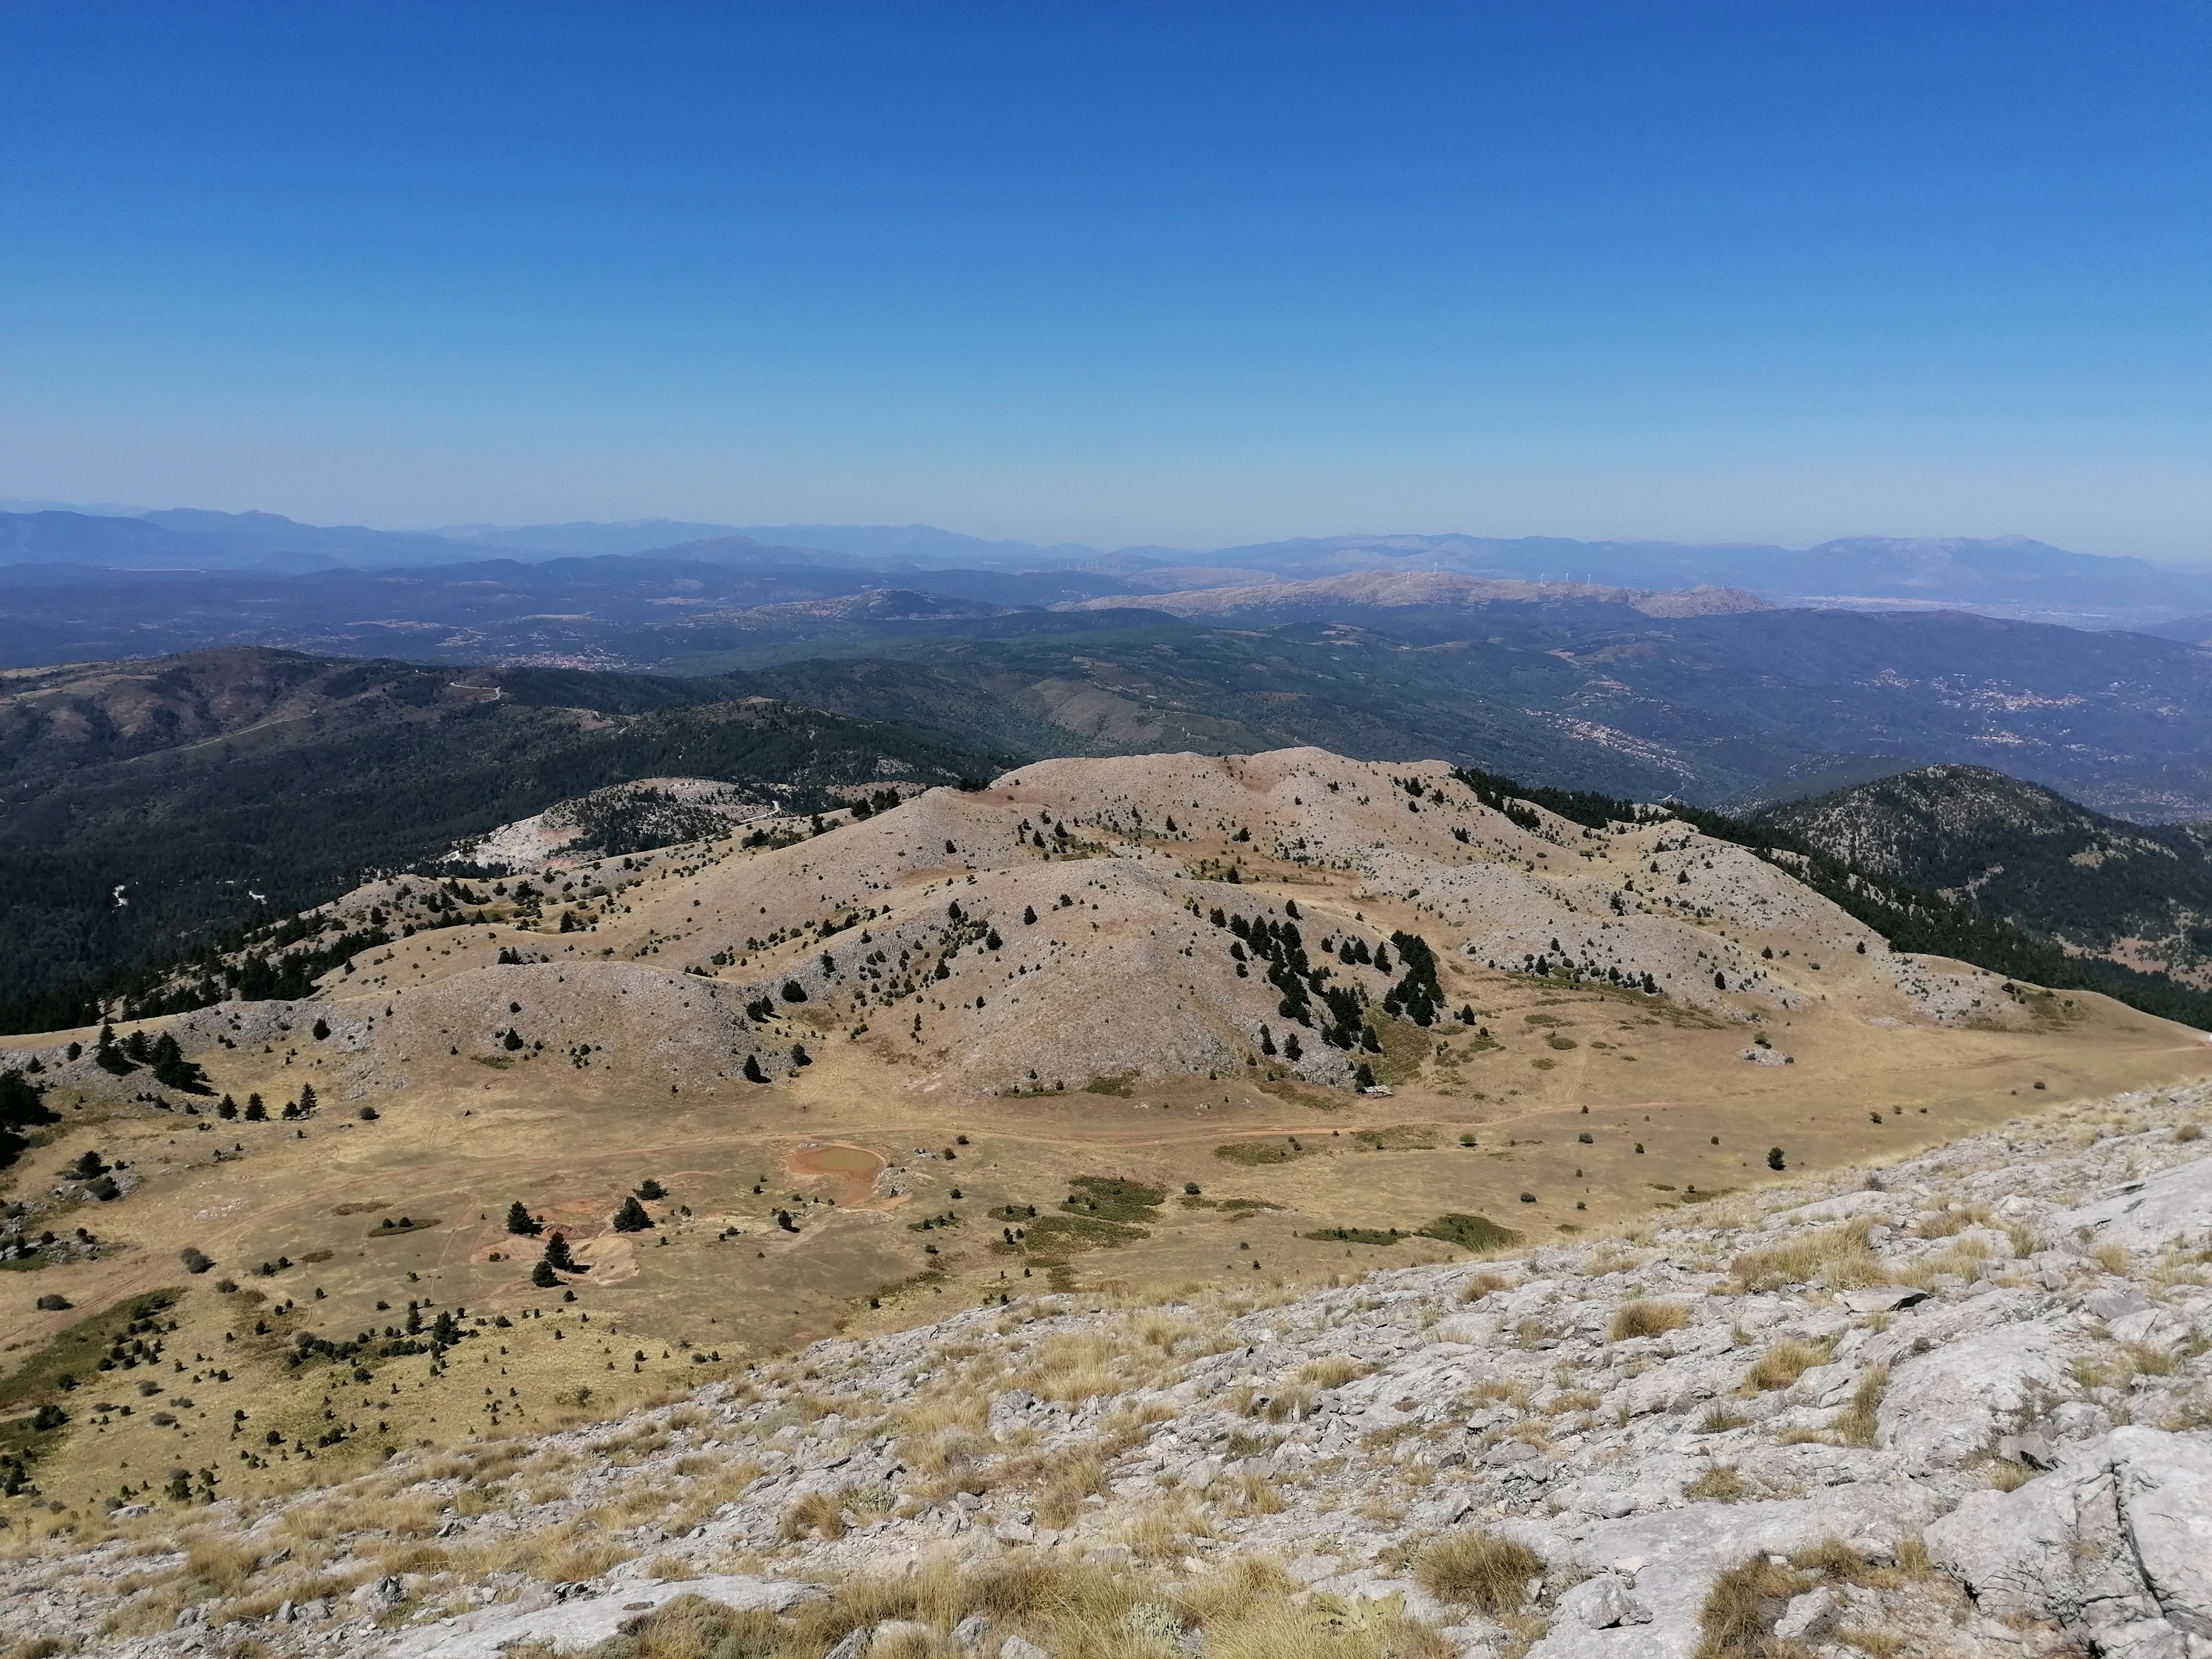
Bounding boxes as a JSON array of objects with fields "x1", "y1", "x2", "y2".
[
  {"x1": 1731, "y1": 1220, "x2": 1885, "y2": 1293},
  {"x1": 779, "y1": 1489, "x2": 849, "y2": 1542},
  {"x1": 1684, "y1": 1464, "x2": 1750, "y2": 1502},
  {"x1": 1695, "y1": 1554, "x2": 1817, "y2": 1658},
  {"x1": 1744, "y1": 1337, "x2": 1832, "y2": 1394},
  {"x1": 1834, "y1": 1365, "x2": 1890, "y2": 1448},
  {"x1": 1606, "y1": 1299, "x2": 1691, "y2": 1342},
  {"x1": 1296, "y1": 1353, "x2": 1375, "y2": 1390},
  {"x1": 1413, "y1": 1528, "x2": 1544, "y2": 1614}
]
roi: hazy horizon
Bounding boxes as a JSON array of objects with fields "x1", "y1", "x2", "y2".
[{"x1": 3, "y1": 3, "x2": 2207, "y2": 562}]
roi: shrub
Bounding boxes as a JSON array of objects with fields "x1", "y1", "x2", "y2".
[
  {"x1": 179, "y1": 1246, "x2": 214, "y2": 1275},
  {"x1": 613, "y1": 1196, "x2": 654, "y2": 1232},
  {"x1": 1421, "y1": 1214, "x2": 1521, "y2": 1251},
  {"x1": 35, "y1": 1293, "x2": 71, "y2": 1311},
  {"x1": 1767, "y1": 1146, "x2": 1786, "y2": 1171},
  {"x1": 1415, "y1": 1528, "x2": 1544, "y2": 1613}
]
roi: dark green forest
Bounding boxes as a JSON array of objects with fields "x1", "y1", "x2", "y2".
[
  {"x1": 1453, "y1": 763, "x2": 2212, "y2": 1030},
  {"x1": 0, "y1": 662, "x2": 1006, "y2": 1033}
]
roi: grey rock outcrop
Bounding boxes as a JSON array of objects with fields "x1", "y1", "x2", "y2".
[{"x1": 1929, "y1": 1427, "x2": 2212, "y2": 1658}]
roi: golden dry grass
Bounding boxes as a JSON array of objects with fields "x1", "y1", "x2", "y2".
[
  {"x1": 1731, "y1": 1221, "x2": 1885, "y2": 1293},
  {"x1": 1606, "y1": 1298, "x2": 1691, "y2": 1342},
  {"x1": 1744, "y1": 1337, "x2": 1833, "y2": 1393},
  {"x1": 1413, "y1": 1528, "x2": 1543, "y2": 1614}
]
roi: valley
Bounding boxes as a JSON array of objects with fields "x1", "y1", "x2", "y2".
[{"x1": 3, "y1": 748, "x2": 2207, "y2": 1550}]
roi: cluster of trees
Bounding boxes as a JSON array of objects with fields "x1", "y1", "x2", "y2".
[
  {"x1": 1211, "y1": 907, "x2": 1454, "y2": 1051},
  {"x1": 85, "y1": 1022, "x2": 212, "y2": 1091},
  {"x1": 0, "y1": 1067, "x2": 59, "y2": 1170},
  {"x1": 213, "y1": 1084, "x2": 315, "y2": 1121}
]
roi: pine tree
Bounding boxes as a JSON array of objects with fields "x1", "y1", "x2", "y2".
[
  {"x1": 636, "y1": 1178, "x2": 665, "y2": 1200},
  {"x1": 613, "y1": 1196, "x2": 653, "y2": 1232},
  {"x1": 544, "y1": 1233, "x2": 576, "y2": 1272},
  {"x1": 1284, "y1": 1034, "x2": 1303, "y2": 1062},
  {"x1": 1767, "y1": 1147, "x2": 1786, "y2": 1171},
  {"x1": 312, "y1": 1017, "x2": 331, "y2": 1040},
  {"x1": 1354, "y1": 1062, "x2": 1378, "y2": 1089},
  {"x1": 244, "y1": 1094, "x2": 267, "y2": 1121},
  {"x1": 296, "y1": 1083, "x2": 317, "y2": 1115},
  {"x1": 743, "y1": 1053, "x2": 767, "y2": 1083},
  {"x1": 1259, "y1": 1026, "x2": 1276, "y2": 1057},
  {"x1": 504, "y1": 1201, "x2": 541, "y2": 1237},
  {"x1": 1022, "y1": 905, "x2": 1037, "y2": 925},
  {"x1": 531, "y1": 1259, "x2": 559, "y2": 1288}
]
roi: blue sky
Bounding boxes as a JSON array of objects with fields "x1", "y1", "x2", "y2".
[{"x1": 3, "y1": 2, "x2": 2207, "y2": 557}]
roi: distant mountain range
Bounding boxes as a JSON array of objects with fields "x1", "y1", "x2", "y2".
[
  {"x1": 8, "y1": 544, "x2": 2212, "y2": 819},
  {"x1": 6, "y1": 502, "x2": 2212, "y2": 624}
]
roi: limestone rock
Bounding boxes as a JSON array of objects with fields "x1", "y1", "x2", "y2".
[{"x1": 1928, "y1": 1427, "x2": 2212, "y2": 1658}]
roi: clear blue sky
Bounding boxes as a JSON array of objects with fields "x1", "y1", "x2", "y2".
[{"x1": 3, "y1": 2, "x2": 2207, "y2": 557}]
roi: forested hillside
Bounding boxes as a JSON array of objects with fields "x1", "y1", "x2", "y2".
[{"x1": 0, "y1": 651, "x2": 1005, "y2": 1032}]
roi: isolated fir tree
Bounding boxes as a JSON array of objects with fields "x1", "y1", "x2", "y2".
[
  {"x1": 0, "y1": 1069, "x2": 59, "y2": 1170},
  {"x1": 544, "y1": 1233, "x2": 577, "y2": 1272},
  {"x1": 1283, "y1": 1034, "x2": 1303, "y2": 1062},
  {"x1": 790, "y1": 1043, "x2": 811, "y2": 1067},
  {"x1": 742, "y1": 1053, "x2": 768, "y2": 1083},
  {"x1": 1354, "y1": 1062, "x2": 1378, "y2": 1089},
  {"x1": 244, "y1": 1094, "x2": 267, "y2": 1122},
  {"x1": 312, "y1": 1017, "x2": 331, "y2": 1040},
  {"x1": 613, "y1": 1196, "x2": 653, "y2": 1232},
  {"x1": 504, "y1": 1201, "x2": 541, "y2": 1237},
  {"x1": 296, "y1": 1083, "x2": 317, "y2": 1115},
  {"x1": 1022, "y1": 905, "x2": 1037, "y2": 925},
  {"x1": 1259, "y1": 1026, "x2": 1277, "y2": 1057},
  {"x1": 148, "y1": 1032, "x2": 210, "y2": 1092},
  {"x1": 216, "y1": 1095, "x2": 238, "y2": 1120},
  {"x1": 70, "y1": 1149, "x2": 107, "y2": 1180},
  {"x1": 1767, "y1": 1147, "x2": 1786, "y2": 1171}
]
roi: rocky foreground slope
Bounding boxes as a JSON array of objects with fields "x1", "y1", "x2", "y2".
[{"x1": 4, "y1": 1086, "x2": 2208, "y2": 1659}]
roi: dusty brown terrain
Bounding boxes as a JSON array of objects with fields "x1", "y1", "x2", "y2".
[{"x1": 4, "y1": 747, "x2": 2207, "y2": 1531}]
